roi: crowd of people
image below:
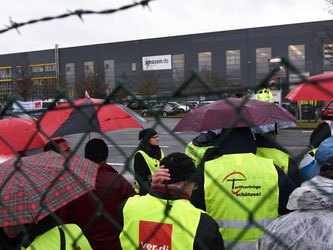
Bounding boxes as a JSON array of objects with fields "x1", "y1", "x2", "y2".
[{"x1": 1, "y1": 121, "x2": 333, "y2": 249}]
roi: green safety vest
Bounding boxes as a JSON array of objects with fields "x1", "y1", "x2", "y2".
[
  {"x1": 256, "y1": 88, "x2": 273, "y2": 102},
  {"x1": 204, "y1": 153, "x2": 279, "y2": 249},
  {"x1": 133, "y1": 150, "x2": 164, "y2": 192},
  {"x1": 120, "y1": 194, "x2": 202, "y2": 250},
  {"x1": 256, "y1": 147, "x2": 290, "y2": 174},
  {"x1": 22, "y1": 224, "x2": 92, "y2": 250},
  {"x1": 185, "y1": 142, "x2": 216, "y2": 167}
]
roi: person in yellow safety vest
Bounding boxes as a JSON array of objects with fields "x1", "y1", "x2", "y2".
[
  {"x1": 133, "y1": 128, "x2": 164, "y2": 195},
  {"x1": 185, "y1": 129, "x2": 222, "y2": 167},
  {"x1": 190, "y1": 127, "x2": 296, "y2": 250},
  {"x1": 299, "y1": 120, "x2": 333, "y2": 181},
  {"x1": 1, "y1": 214, "x2": 92, "y2": 250},
  {"x1": 256, "y1": 88, "x2": 273, "y2": 102},
  {"x1": 120, "y1": 153, "x2": 224, "y2": 250},
  {"x1": 255, "y1": 131, "x2": 302, "y2": 186}
]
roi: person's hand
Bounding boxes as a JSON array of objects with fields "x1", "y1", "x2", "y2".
[{"x1": 152, "y1": 165, "x2": 171, "y2": 184}]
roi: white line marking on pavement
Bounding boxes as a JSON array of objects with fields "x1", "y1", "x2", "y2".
[
  {"x1": 302, "y1": 130, "x2": 313, "y2": 133},
  {"x1": 107, "y1": 145, "x2": 169, "y2": 148},
  {"x1": 108, "y1": 163, "x2": 125, "y2": 166}
]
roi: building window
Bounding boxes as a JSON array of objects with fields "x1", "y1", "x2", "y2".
[
  {"x1": 288, "y1": 44, "x2": 305, "y2": 72},
  {"x1": 256, "y1": 47, "x2": 271, "y2": 83},
  {"x1": 33, "y1": 79, "x2": 43, "y2": 85},
  {"x1": 172, "y1": 54, "x2": 185, "y2": 86},
  {"x1": 31, "y1": 66, "x2": 44, "y2": 73},
  {"x1": 104, "y1": 60, "x2": 115, "y2": 91},
  {"x1": 84, "y1": 61, "x2": 94, "y2": 78},
  {"x1": 131, "y1": 63, "x2": 136, "y2": 71},
  {"x1": 45, "y1": 65, "x2": 56, "y2": 72},
  {"x1": 16, "y1": 66, "x2": 22, "y2": 74},
  {"x1": 65, "y1": 63, "x2": 75, "y2": 86},
  {"x1": 0, "y1": 67, "x2": 12, "y2": 80},
  {"x1": 0, "y1": 82, "x2": 13, "y2": 96},
  {"x1": 324, "y1": 43, "x2": 333, "y2": 72},
  {"x1": 198, "y1": 52, "x2": 212, "y2": 73},
  {"x1": 226, "y1": 50, "x2": 241, "y2": 85}
]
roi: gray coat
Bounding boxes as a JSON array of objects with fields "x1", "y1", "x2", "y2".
[{"x1": 257, "y1": 175, "x2": 333, "y2": 250}]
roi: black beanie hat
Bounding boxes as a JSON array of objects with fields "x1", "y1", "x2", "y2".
[
  {"x1": 160, "y1": 153, "x2": 197, "y2": 184},
  {"x1": 85, "y1": 138, "x2": 108, "y2": 163},
  {"x1": 138, "y1": 128, "x2": 157, "y2": 140}
]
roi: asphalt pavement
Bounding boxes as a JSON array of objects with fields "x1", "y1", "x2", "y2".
[{"x1": 64, "y1": 117, "x2": 312, "y2": 184}]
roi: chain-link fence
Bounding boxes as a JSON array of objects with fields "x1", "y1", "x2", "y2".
[
  {"x1": 1, "y1": 2, "x2": 333, "y2": 248},
  {"x1": 0, "y1": 58, "x2": 332, "y2": 249}
]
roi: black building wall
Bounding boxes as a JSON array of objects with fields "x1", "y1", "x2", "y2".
[{"x1": 1, "y1": 20, "x2": 333, "y2": 100}]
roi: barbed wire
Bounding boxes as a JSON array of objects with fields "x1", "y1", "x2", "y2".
[{"x1": 0, "y1": 0, "x2": 154, "y2": 35}]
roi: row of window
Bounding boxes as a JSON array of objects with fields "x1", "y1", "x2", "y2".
[
  {"x1": 64, "y1": 44, "x2": 310, "y2": 87},
  {"x1": 0, "y1": 64, "x2": 56, "y2": 80},
  {"x1": 1, "y1": 43, "x2": 333, "y2": 87}
]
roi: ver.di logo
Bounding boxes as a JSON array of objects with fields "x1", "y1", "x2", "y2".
[{"x1": 222, "y1": 171, "x2": 247, "y2": 194}]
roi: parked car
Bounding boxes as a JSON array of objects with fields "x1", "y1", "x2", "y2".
[
  {"x1": 141, "y1": 104, "x2": 178, "y2": 117},
  {"x1": 321, "y1": 103, "x2": 333, "y2": 120},
  {"x1": 186, "y1": 101, "x2": 199, "y2": 109},
  {"x1": 127, "y1": 101, "x2": 147, "y2": 110},
  {"x1": 168, "y1": 102, "x2": 190, "y2": 112},
  {"x1": 197, "y1": 100, "x2": 216, "y2": 109}
]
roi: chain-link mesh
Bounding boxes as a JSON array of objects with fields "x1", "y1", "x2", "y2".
[{"x1": 0, "y1": 27, "x2": 332, "y2": 250}]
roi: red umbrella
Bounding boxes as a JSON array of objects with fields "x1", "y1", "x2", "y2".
[
  {"x1": 173, "y1": 98, "x2": 296, "y2": 132},
  {"x1": 38, "y1": 97, "x2": 145, "y2": 137},
  {"x1": 285, "y1": 73, "x2": 333, "y2": 101},
  {"x1": 0, "y1": 151, "x2": 99, "y2": 226},
  {"x1": 0, "y1": 118, "x2": 48, "y2": 155}
]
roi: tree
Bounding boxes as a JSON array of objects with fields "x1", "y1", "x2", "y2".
[
  {"x1": 115, "y1": 72, "x2": 131, "y2": 100},
  {"x1": 15, "y1": 66, "x2": 34, "y2": 101},
  {"x1": 77, "y1": 71, "x2": 106, "y2": 98},
  {"x1": 139, "y1": 71, "x2": 158, "y2": 98}
]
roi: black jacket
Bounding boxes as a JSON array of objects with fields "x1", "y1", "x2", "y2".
[{"x1": 134, "y1": 143, "x2": 163, "y2": 195}]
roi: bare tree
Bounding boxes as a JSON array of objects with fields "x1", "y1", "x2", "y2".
[
  {"x1": 15, "y1": 66, "x2": 34, "y2": 101},
  {"x1": 77, "y1": 71, "x2": 106, "y2": 98},
  {"x1": 139, "y1": 71, "x2": 158, "y2": 98}
]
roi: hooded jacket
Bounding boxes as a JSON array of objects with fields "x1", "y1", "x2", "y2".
[
  {"x1": 257, "y1": 175, "x2": 333, "y2": 250},
  {"x1": 302, "y1": 136, "x2": 333, "y2": 181}
]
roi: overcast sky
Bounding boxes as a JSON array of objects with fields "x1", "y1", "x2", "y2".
[{"x1": 0, "y1": 0, "x2": 332, "y2": 55}]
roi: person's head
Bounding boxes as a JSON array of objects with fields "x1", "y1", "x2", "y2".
[
  {"x1": 44, "y1": 138, "x2": 72, "y2": 156},
  {"x1": 218, "y1": 127, "x2": 256, "y2": 155},
  {"x1": 160, "y1": 153, "x2": 197, "y2": 196},
  {"x1": 3, "y1": 225, "x2": 21, "y2": 238},
  {"x1": 319, "y1": 156, "x2": 333, "y2": 180},
  {"x1": 310, "y1": 121, "x2": 333, "y2": 148},
  {"x1": 138, "y1": 128, "x2": 159, "y2": 146},
  {"x1": 85, "y1": 138, "x2": 108, "y2": 163}
]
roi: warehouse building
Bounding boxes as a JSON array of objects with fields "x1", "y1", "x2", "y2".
[{"x1": 0, "y1": 20, "x2": 333, "y2": 103}]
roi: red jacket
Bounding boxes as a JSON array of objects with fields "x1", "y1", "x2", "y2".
[{"x1": 59, "y1": 162, "x2": 135, "y2": 250}]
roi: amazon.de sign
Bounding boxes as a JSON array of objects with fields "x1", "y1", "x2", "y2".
[{"x1": 142, "y1": 55, "x2": 172, "y2": 71}]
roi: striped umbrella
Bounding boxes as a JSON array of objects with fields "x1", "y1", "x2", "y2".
[
  {"x1": 38, "y1": 97, "x2": 145, "y2": 137},
  {"x1": 0, "y1": 151, "x2": 99, "y2": 226}
]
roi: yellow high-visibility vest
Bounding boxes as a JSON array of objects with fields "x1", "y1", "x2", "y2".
[
  {"x1": 133, "y1": 150, "x2": 164, "y2": 192},
  {"x1": 185, "y1": 142, "x2": 216, "y2": 167},
  {"x1": 256, "y1": 88, "x2": 273, "y2": 103},
  {"x1": 22, "y1": 224, "x2": 92, "y2": 250},
  {"x1": 204, "y1": 153, "x2": 279, "y2": 249},
  {"x1": 120, "y1": 194, "x2": 202, "y2": 250},
  {"x1": 256, "y1": 147, "x2": 290, "y2": 174}
]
